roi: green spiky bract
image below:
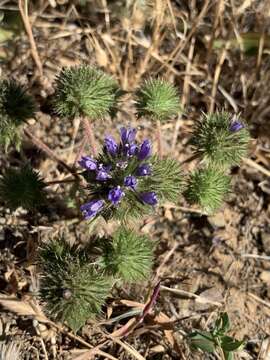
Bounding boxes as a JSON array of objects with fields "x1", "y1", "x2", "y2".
[
  {"x1": 135, "y1": 78, "x2": 180, "y2": 121},
  {"x1": 53, "y1": 65, "x2": 121, "y2": 119},
  {"x1": 190, "y1": 111, "x2": 250, "y2": 169},
  {"x1": 0, "y1": 80, "x2": 36, "y2": 150},
  {"x1": 83, "y1": 154, "x2": 183, "y2": 222},
  {"x1": 99, "y1": 228, "x2": 154, "y2": 282},
  {"x1": 184, "y1": 167, "x2": 230, "y2": 214},
  {"x1": 0, "y1": 165, "x2": 46, "y2": 210},
  {"x1": 39, "y1": 238, "x2": 112, "y2": 332}
]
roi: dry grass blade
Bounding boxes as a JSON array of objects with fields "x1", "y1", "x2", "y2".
[
  {"x1": 0, "y1": 295, "x2": 49, "y2": 323},
  {"x1": 107, "y1": 335, "x2": 146, "y2": 360}
]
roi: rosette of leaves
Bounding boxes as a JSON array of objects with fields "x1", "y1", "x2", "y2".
[
  {"x1": 0, "y1": 165, "x2": 46, "y2": 210},
  {"x1": 79, "y1": 126, "x2": 183, "y2": 221},
  {"x1": 53, "y1": 65, "x2": 121, "y2": 119},
  {"x1": 135, "y1": 78, "x2": 180, "y2": 121},
  {"x1": 184, "y1": 167, "x2": 230, "y2": 214},
  {"x1": 190, "y1": 111, "x2": 250, "y2": 169},
  {"x1": 188, "y1": 313, "x2": 245, "y2": 360},
  {"x1": 39, "y1": 238, "x2": 112, "y2": 332},
  {"x1": 98, "y1": 227, "x2": 154, "y2": 282},
  {"x1": 0, "y1": 79, "x2": 36, "y2": 150}
]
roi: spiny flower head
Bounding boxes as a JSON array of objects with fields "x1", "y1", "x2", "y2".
[
  {"x1": 0, "y1": 165, "x2": 46, "y2": 210},
  {"x1": 184, "y1": 167, "x2": 230, "y2": 214},
  {"x1": 0, "y1": 79, "x2": 36, "y2": 150},
  {"x1": 53, "y1": 65, "x2": 121, "y2": 119},
  {"x1": 79, "y1": 127, "x2": 183, "y2": 221},
  {"x1": 135, "y1": 78, "x2": 181, "y2": 121},
  {"x1": 99, "y1": 227, "x2": 154, "y2": 282},
  {"x1": 39, "y1": 238, "x2": 112, "y2": 332},
  {"x1": 190, "y1": 112, "x2": 250, "y2": 169}
]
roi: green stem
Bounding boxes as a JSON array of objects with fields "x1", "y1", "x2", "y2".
[{"x1": 156, "y1": 120, "x2": 163, "y2": 158}]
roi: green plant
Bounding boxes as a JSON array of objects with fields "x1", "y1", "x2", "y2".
[
  {"x1": 188, "y1": 313, "x2": 245, "y2": 360},
  {"x1": 0, "y1": 80, "x2": 36, "y2": 150},
  {"x1": 99, "y1": 227, "x2": 154, "y2": 282},
  {"x1": 0, "y1": 165, "x2": 46, "y2": 210},
  {"x1": 135, "y1": 78, "x2": 180, "y2": 121},
  {"x1": 53, "y1": 65, "x2": 121, "y2": 120},
  {"x1": 184, "y1": 167, "x2": 230, "y2": 214},
  {"x1": 190, "y1": 111, "x2": 250, "y2": 169},
  {"x1": 39, "y1": 238, "x2": 112, "y2": 332}
]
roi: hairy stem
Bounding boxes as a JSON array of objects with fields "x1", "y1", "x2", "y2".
[
  {"x1": 82, "y1": 117, "x2": 97, "y2": 157},
  {"x1": 24, "y1": 128, "x2": 77, "y2": 177},
  {"x1": 156, "y1": 120, "x2": 163, "y2": 158},
  {"x1": 73, "y1": 135, "x2": 88, "y2": 168}
]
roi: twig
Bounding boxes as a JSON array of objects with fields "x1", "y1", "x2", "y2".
[
  {"x1": 243, "y1": 157, "x2": 270, "y2": 177},
  {"x1": 18, "y1": 0, "x2": 43, "y2": 77},
  {"x1": 160, "y1": 285, "x2": 223, "y2": 307},
  {"x1": 45, "y1": 178, "x2": 78, "y2": 187},
  {"x1": 24, "y1": 128, "x2": 77, "y2": 177},
  {"x1": 81, "y1": 117, "x2": 97, "y2": 157},
  {"x1": 248, "y1": 292, "x2": 270, "y2": 309},
  {"x1": 241, "y1": 253, "x2": 270, "y2": 261}
]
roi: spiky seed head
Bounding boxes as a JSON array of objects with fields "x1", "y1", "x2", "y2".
[
  {"x1": 99, "y1": 228, "x2": 154, "y2": 282},
  {"x1": 53, "y1": 65, "x2": 121, "y2": 120},
  {"x1": 184, "y1": 167, "x2": 230, "y2": 214},
  {"x1": 0, "y1": 342, "x2": 21, "y2": 360},
  {"x1": 135, "y1": 78, "x2": 181, "y2": 121},
  {"x1": 0, "y1": 80, "x2": 36, "y2": 150},
  {"x1": 39, "y1": 238, "x2": 112, "y2": 332},
  {"x1": 0, "y1": 165, "x2": 46, "y2": 210},
  {"x1": 190, "y1": 112, "x2": 250, "y2": 169}
]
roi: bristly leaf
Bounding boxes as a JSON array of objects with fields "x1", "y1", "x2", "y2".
[
  {"x1": 39, "y1": 238, "x2": 112, "y2": 332},
  {"x1": 0, "y1": 79, "x2": 36, "y2": 150},
  {"x1": 141, "y1": 156, "x2": 184, "y2": 203},
  {"x1": 53, "y1": 65, "x2": 121, "y2": 119},
  {"x1": 0, "y1": 165, "x2": 46, "y2": 210},
  {"x1": 190, "y1": 111, "x2": 250, "y2": 169},
  {"x1": 99, "y1": 227, "x2": 154, "y2": 282},
  {"x1": 184, "y1": 167, "x2": 230, "y2": 214},
  {"x1": 135, "y1": 78, "x2": 181, "y2": 121}
]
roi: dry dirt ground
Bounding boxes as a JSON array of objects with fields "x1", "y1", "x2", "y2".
[{"x1": 1, "y1": 0, "x2": 270, "y2": 359}]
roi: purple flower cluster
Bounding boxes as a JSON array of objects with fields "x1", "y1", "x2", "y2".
[{"x1": 79, "y1": 127, "x2": 158, "y2": 220}]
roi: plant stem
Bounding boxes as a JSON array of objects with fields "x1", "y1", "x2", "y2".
[
  {"x1": 156, "y1": 120, "x2": 163, "y2": 158},
  {"x1": 73, "y1": 135, "x2": 87, "y2": 168},
  {"x1": 45, "y1": 178, "x2": 78, "y2": 187},
  {"x1": 24, "y1": 128, "x2": 77, "y2": 178},
  {"x1": 82, "y1": 117, "x2": 97, "y2": 157}
]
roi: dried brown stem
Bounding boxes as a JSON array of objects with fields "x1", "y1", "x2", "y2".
[
  {"x1": 18, "y1": 0, "x2": 43, "y2": 77},
  {"x1": 82, "y1": 117, "x2": 97, "y2": 157},
  {"x1": 24, "y1": 128, "x2": 76, "y2": 177}
]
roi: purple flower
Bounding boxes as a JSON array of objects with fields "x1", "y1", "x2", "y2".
[
  {"x1": 96, "y1": 166, "x2": 111, "y2": 181},
  {"x1": 140, "y1": 192, "x2": 158, "y2": 205},
  {"x1": 105, "y1": 136, "x2": 118, "y2": 156},
  {"x1": 138, "y1": 139, "x2": 151, "y2": 160},
  {"x1": 124, "y1": 175, "x2": 137, "y2": 189},
  {"x1": 120, "y1": 127, "x2": 137, "y2": 144},
  {"x1": 108, "y1": 186, "x2": 125, "y2": 205},
  {"x1": 78, "y1": 156, "x2": 97, "y2": 171},
  {"x1": 136, "y1": 163, "x2": 151, "y2": 176},
  {"x1": 229, "y1": 121, "x2": 245, "y2": 132},
  {"x1": 80, "y1": 199, "x2": 104, "y2": 219}
]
